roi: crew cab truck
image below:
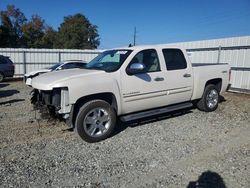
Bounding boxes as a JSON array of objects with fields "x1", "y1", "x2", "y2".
[{"x1": 31, "y1": 45, "x2": 230, "y2": 142}]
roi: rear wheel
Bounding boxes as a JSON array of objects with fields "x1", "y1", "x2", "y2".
[
  {"x1": 196, "y1": 84, "x2": 219, "y2": 112},
  {"x1": 75, "y1": 100, "x2": 116, "y2": 142},
  {"x1": 0, "y1": 73, "x2": 4, "y2": 82}
]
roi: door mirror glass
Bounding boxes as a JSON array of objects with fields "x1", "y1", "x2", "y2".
[{"x1": 127, "y1": 63, "x2": 145, "y2": 75}]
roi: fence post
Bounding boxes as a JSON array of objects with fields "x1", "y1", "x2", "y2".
[
  {"x1": 58, "y1": 51, "x2": 61, "y2": 62},
  {"x1": 23, "y1": 51, "x2": 26, "y2": 75},
  {"x1": 217, "y1": 45, "x2": 221, "y2": 64}
]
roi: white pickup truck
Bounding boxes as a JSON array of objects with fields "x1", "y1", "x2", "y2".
[{"x1": 31, "y1": 45, "x2": 230, "y2": 142}]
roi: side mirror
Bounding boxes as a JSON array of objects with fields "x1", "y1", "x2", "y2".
[{"x1": 127, "y1": 63, "x2": 146, "y2": 75}]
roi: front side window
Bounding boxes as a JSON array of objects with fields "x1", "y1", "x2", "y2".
[
  {"x1": 86, "y1": 50, "x2": 132, "y2": 72},
  {"x1": 162, "y1": 49, "x2": 187, "y2": 70},
  {"x1": 129, "y1": 49, "x2": 160, "y2": 73}
]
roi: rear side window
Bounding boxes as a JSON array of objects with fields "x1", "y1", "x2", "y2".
[{"x1": 162, "y1": 49, "x2": 187, "y2": 70}]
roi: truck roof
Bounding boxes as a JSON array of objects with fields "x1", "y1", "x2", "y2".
[{"x1": 112, "y1": 44, "x2": 185, "y2": 51}]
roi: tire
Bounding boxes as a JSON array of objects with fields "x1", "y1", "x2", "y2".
[
  {"x1": 75, "y1": 99, "x2": 116, "y2": 142},
  {"x1": 196, "y1": 84, "x2": 219, "y2": 112},
  {"x1": 0, "y1": 73, "x2": 4, "y2": 82}
]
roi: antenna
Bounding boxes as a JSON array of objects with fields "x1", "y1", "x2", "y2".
[{"x1": 133, "y1": 27, "x2": 137, "y2": 46}]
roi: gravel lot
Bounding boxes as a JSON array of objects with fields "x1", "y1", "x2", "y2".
[{"x1": 0, "y1": 81, "x2": 249, "y2": 187}]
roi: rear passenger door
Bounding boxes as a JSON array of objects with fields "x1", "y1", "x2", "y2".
[{"x1": 161, "y1": 49, "x2": 193, "y2": 104}]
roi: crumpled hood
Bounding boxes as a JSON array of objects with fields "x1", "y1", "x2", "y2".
[
  {"x1": 25, "y1": 69, "x2": 51, "y2": 77},
  {"x1": 31, "y1": 68, "x2": 104, "y2": 90}
]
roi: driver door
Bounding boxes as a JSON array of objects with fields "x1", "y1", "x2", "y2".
[{"x1": 121, "y1": 49, "x2": 167, "y2": 114}]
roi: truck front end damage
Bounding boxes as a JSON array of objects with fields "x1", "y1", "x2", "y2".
[{"x1": 31, "y1": 87, "x2": 71, "y2": 120}]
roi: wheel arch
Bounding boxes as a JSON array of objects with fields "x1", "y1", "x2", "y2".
[
  {"x1": 205, "y1": 78, "x2": 222, "y2": 92},
  {"x1": 70, "y1": 92, "x2": 118, "y2": 128}
]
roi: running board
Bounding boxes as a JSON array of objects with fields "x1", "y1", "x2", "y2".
[{"x1": 120, "y1": 102, "x2": 193, "y2": 122}]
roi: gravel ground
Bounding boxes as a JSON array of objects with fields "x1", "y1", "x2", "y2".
[{"x1": 0, "y1": 81, "x2": 249, "y2": 188}]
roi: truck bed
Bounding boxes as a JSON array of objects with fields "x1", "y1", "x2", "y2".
[{"x1": 191, "y1": 63, "x2": 230, "y2": 100}]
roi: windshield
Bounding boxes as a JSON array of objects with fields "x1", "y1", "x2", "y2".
[
  {"x1": 49, "y1": 63, "x2": 62, "y2": 70},
  {"x1": 86, "y1": 49, "x2": 132, "y2": 72}
]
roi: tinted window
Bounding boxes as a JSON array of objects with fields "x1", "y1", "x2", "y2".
[
  {"x1": 0, "y1": 56, "x2": 9, "y2": 64},
  {"x1": 62, "y1": 63, "x2": 81, "y2": 69},
  {"x1": 74, "y1": 63, "x2": 86, "y2": 68},
  {"x1": 50, "y1": 63, "x2": 62, "y2": 70},
  {"x1": 162, "y1": 49, "x2": 187, "y2": 70},
  {"x1": 129, "y1": 49, "x2": 160, "y2": 73}
]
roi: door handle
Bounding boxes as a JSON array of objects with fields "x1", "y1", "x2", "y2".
[
  {"x1": 154, "y1": 77, "x2": 164, "y2": 81},
  {"x1": 183, "y1": 73, "x2": 191, "y2": 78}
]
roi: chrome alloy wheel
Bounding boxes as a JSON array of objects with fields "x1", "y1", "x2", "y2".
[
  {"x1": 83, "y1": 108, "x2": 111, "y2": 137},
  {"x1": 206, "y1": 89, "x2": 219, "y2": 109}
]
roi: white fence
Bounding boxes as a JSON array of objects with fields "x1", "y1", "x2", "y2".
[
  {"x1": 169, "y1": 36, "x2": 250, "y2": 91},
  {"x1": 0, "y1": 48, "x2": 102, "y2": 76},
  {"x1": 0, "y1": 35, "x2": 250, "y2": 91}
]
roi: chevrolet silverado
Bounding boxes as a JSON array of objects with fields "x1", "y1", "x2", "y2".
[{"x1": 31, "y1": 45, "x2": 230, "y2": 142}]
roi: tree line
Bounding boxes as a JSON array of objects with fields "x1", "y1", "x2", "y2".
[{"x1": 0, "y1": 5, "x2": 100, "y2": 49}]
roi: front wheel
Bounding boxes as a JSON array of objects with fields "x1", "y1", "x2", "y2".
[
  {"x1": 196, "y1": 84, "x2": 219, "y2": 112},
  {"x1": 75, "y1": 100, "x2": 116, "y2": 142}
]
